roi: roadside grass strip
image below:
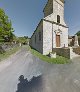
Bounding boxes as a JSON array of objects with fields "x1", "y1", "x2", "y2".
[{"x1": 30, "y1": 47, "x2": 70, "y2": 64}]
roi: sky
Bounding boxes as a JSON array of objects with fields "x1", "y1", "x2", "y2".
[{"x1": 0, "y1": 0, "x2": 80, "y2": 37}]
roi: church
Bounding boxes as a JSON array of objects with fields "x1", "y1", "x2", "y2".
[{"x1": 30, "y1": 0, "x2": 68, "y2": 55}]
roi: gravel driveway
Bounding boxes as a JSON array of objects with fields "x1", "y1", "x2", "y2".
[{"x1": 0, "y1": 46, "x2": 80, "y2": 92}]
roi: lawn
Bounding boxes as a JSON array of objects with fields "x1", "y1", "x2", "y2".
[{"x1": 30, "y1": 47, "x2": 70, "y2": 64}]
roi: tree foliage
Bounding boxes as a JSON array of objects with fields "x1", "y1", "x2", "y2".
[
  {"x1": 17, "y1": 36, "x2": 28, "y2": 43},
  {"x1": 76, "y1": 31, "x2": 80, "y2": 36},
  {"x1": 76, "y1": 31, "x2": 80, "y2": 46},
  {"x1": 12, "y1": 36, "x2": 29, "y2": 44},
  {"x1": 0, "y1": 8, "x2": 14, "y2": 42}
]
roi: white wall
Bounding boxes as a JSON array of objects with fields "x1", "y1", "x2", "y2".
[
  {"x1": 43, "y1": 0, "x2": 53, "y2": 17},
  {"x1": 30, "y1": 0, "x2": 68, "y2": 55},
  {"x1": 53, "y1": 24, "x2": 68, "y2": 48},
  {"x1": 43, "y1": 20, "x2": 52, "y2": 55},
  {"x1": 44, "y1": 0, "x2": 66, "y2": 26},
  {"x1": 30, "y1": 20, "x2": 43, "y2": 54}
]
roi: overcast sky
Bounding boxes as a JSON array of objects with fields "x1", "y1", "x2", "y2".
[{"x1": 0, "y1": 0, "x2": 80, "y2": 37}]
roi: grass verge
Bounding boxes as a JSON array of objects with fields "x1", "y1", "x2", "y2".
[
  {"x1": 30, "y1": 47, "x2": 70, "y2": 64},
  {"x1": 0, "y1": 47, "x2": 20, "y2": 61}
]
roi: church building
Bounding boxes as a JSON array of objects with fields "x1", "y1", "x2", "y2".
[{"x1": 30, "y1": 0, "x2": 68, "y2": 55}]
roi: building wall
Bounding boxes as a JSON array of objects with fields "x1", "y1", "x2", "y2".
[
  {"x1": 44, "y1": 0, "x2": 66, "y2": 26},
  {"x1": 42, "y1": 21, "x2": 68, "y2": 55},
  {"x1": 30, "y1": 20, "x2": 43, "y2": 54},
  {"x1": 43, "y1": 0, "x2": 53, "y2": 17},
  {"x1": 43, "y1": 20, "x2": 52, "y2": 55},
  {"x1": 43, "y1": 0, "x2": 68, "y2": 51},
  {"x1": 53, "y1": 24, "x2": 68, "y2": 48},
  {"x1": 30, "y1": 0, "x2": 68, "y2": 55}
]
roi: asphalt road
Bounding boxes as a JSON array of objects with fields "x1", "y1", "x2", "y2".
[{"x1": 0, "y1": 46, "x2": 80, "y2": 92}]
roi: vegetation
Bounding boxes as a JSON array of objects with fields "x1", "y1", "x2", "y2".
[
  {"x1": 0, "y1": 8, "x2": 30, "y2": 62},
  {"x1": 76, "y1": 31, "x2": 80, "y2": 45},
  {"x1": 0, "y1": 8, "x2": 14, "y2": 42},
  {"x1": 78, "y1": 36, "x2": 80, "y2": 46},
  {"x1": 0, "y1": 8, "x2": 30, "y2": 44},
  {"x1": 12, "y1": 36, "x2": 29, "y2": 44},
  {"x1": 30, "y1": 47, "x2": 70, "y2": 64},
  {"x1": 17, "y1": 36, "x2": 28, "y2": 44},
  {"x1": 76, "y1": 31, "x2": 80, "y2": 36},
  {"x1": 0, "y1": 46, "x2": 20, "y2": 61}
]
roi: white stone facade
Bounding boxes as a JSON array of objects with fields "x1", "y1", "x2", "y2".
[{"x1": 30, "y1": 0, "x2": 68, "y2": 55}]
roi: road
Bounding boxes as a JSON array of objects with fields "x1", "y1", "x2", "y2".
[{"x1": 0, "y1": 46, "x2": 80, "y2": 92}]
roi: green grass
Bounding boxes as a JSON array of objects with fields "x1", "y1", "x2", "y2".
[
  {"x1": 30, "y1": 47, "x2": 70, "y2": 64},
  {"x1": 0, "y1": 47, "x2": 20, "y2": 61}
]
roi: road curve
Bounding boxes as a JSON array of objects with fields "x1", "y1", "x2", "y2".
[{"x1": 0, "y1": 46, "x2": 80, "y2": 92}]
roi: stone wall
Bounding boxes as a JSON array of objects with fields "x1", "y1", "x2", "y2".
[
  {"x1": 29, "y1": 20, "x2": 43, "y2": 54},
  {"x1": 53, "y1": 23, "x2": 68, "y2": 48},
  {"x1": 30, "y1": 0, "x2": 68, "y2": 55},
  {"x1": 42, "y1": 20, "x2": 68, "y2": 55},
  {"x1": 44, "y1": 0, "x2": 66, "y2": 26},
  {"x1": 73, "y1": 47, "x2": 80, "y2": 55},
  {"x1": 43, "y1": 0, "x2": 53, "y2": 17},
  {"x1": 0, "y1": 46, "x2": 5, "y2": 54},
  {"x1": 53, "y1": 48, "x2": 70, "y2": 59},
  {"x1": 43, "y1": 20, "x2": 52, "y2": 55}
]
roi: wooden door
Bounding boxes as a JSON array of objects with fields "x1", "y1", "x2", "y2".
[{"x1": 56, "y1": 35, "x2": 60, "y2": 47}]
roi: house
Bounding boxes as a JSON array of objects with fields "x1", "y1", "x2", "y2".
[
  {"x1": 30, "y1": 0, "x2": 68, "y2": 55},
  {"x1": 68, "y1": 36, "x2": 75, "y2": 46},
  {"x1": 68, "y1": 35, "x2": 80, "y2": 47}
]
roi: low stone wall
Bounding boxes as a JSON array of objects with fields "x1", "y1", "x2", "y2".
[
  {"x1": 53, "y1": 48, "x2": 70, "y2": 59},
  {"x1": 73, "y1": 47, "x2": 80, "y2": 55},
  {"x1": 0, "y1": 46, "x2": 5, "y2": 54},
  {"x1": 0, "y1": 43, "x2": 19, "y2": 54}
]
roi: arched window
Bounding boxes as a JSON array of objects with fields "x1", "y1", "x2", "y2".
[{"x1": 57, "y1": 15, "x2": 60, "y2": 23}]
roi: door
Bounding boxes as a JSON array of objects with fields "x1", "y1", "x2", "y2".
[{"x1": 56, "y1": 35, "x2": 60, "y2": 47}]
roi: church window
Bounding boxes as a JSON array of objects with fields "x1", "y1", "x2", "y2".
[
  {"x1": 39, "y1": 32, "x2": 41, "y2": 41},
  {"x1": 57, "y1": 15, "x2": 60, "y2": 23}
]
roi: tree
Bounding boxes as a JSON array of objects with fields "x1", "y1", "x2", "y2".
[
  {"x1": 76, "y1": 31, "x2": 80, "y2": 46},
  {"x1": 76, "y1": 31, "x2": 80, "y2": 36},
  {"x1": 0, "y1": 8, "x2": 14, "y2": 42}
]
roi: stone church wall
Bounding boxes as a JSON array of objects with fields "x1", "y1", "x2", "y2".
[
  {"x1": 53, "y1": 24, "x2": 68, "y2": 48},
  {"x1": 30, "y1": 20, "x2": 43, "y2": 54},
  {"x1": 43, "y1": 20, "x2": 52, "y2": 55},
  {"x1": 43, "y1": 0, "x2": 53, "y2": 17},
  {"x1": 42, "y1": 21, "x2": 68, "y2": 55},
  {"x1": 44, "y1": 0, "x2": 66, "y2": 26},
  {"x1": 30, "y1": 0, "x2": 68, "y2": 55}
]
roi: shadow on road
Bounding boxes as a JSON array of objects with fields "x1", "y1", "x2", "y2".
[{"x1": 16, "y1": 75, "x2": 43, "y2": 92}]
